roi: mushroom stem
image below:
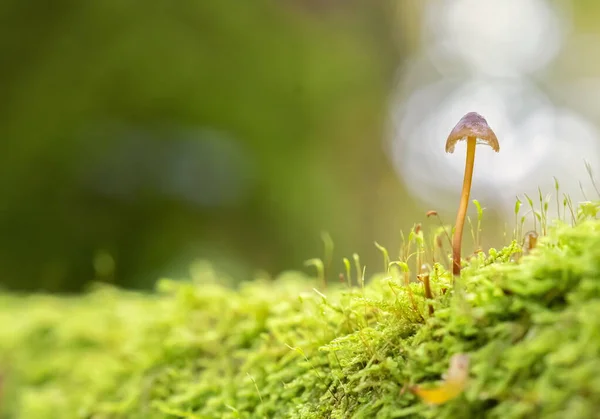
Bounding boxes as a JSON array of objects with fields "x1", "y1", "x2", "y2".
[{"x1": 452, "y1": 136, "x2": 477, "y2": 277}]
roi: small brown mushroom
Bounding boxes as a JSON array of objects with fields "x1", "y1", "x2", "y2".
[{"x1": 446, "y1": 112, "x2": 499, "y2": 277}]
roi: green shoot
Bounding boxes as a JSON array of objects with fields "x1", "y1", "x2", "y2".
[
  {"x1": 524, "y1": 193, "x2": 537, "y2": 233},
  {"x1": 563, "y1": 193, "x2": 576, "y2": 226},
  {"x1": 427, "y1": 210, "x2": 452, "y2": 248},
  {"x1": 473, "y1": 199, "x2": 484, "y2": 251},
  {"x1": 553, "y1": 177, "x2": 560, "y2": 220},
  {"x1": 353, "y1": 253, "x2": 363, "y2": 290},
  {"x1": 414, "y1": 224, "x2": 424, "y2": 278},
  {"x1": 514, "y1": 197, "x2": 522, "y2": 240},
  {"x1": 584, "y1": 159, "x2": 600, "y2": 198},
  {"x1": 579, "y1": 181, "x2": 589, "y2": 201},
  {"x1": 466, "y1": 216, "x2": 476, "y2": 253},
  {"x1": 374, "y1": 242, "x2": 390, "y2": 274},
  {"x1": 321, "y1": 232, "x2": 334, "y2": 284},
  {"x1": 304, "y1": 259, "x2": 325, "y2": 289},
  {"x1": 343, "y1": 257, "x2": 352, "y2": 288},
  {"x1": 247, "y1": 373, "x2": 266, "y2": 419}
]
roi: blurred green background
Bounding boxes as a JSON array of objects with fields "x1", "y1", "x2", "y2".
[
  {"x1": 2, "y1": 1, "x2": 600, "y2": 292},
  {"x1": 0, "y1": 1, "x2": 412, "y2": 291}
]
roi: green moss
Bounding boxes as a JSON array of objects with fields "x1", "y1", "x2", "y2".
[{"x1": 1, "y1": 219, "x2": 600, "y2": 418}]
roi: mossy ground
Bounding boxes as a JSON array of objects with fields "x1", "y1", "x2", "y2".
[{"x1": 1, "y1": 218, "x2": 600, "y2": 418}]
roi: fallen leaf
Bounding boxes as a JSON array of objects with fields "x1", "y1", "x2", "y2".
[{"x1": 412, "y1": 353, "x2": 470, "y2": 406}]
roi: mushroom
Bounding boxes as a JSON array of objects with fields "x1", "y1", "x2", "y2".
[{"x1": 445, "y1": 112, "x2": 499, "y2": 277}]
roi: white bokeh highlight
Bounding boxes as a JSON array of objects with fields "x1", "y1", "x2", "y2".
[
  {"x1": 388, "y1": 0, "x2": 600, "y2": 219},
  {"x1": 425, "y1": 0, "x2": 563, "y2": 77}
]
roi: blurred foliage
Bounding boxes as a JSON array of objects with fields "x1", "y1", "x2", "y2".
[
  {"x1": 1, "y1": 218, "x2": 600, "y2": 417},
  {"x1": 0, "y1": 1, "x2": 405, "y2": 291}
]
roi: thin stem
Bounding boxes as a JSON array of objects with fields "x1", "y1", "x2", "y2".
[
  {"x1": 452, "y1": 136, "x2": 476, "y2": 277},
  {"x1": 422, "y1": 269, "x2": 434, "y2": 315}
]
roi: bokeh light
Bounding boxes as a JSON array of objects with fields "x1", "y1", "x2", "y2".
[{"x1": 388, "y1": 0, "x2": 600, "y2": 223}]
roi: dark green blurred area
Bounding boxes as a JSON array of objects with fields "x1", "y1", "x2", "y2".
[{"x1": 0, "y1": 1, "x2": 408, "y2": 291}]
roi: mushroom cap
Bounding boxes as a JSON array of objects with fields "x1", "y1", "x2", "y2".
[{"x1": 445, "y1": 112, "x2": 499, "y2": 153}]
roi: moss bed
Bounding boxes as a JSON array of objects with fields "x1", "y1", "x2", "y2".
[{"x1": 1, "y1": 219, "x2": 600, "y2": 418}]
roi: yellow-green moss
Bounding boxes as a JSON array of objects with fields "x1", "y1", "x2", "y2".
[{"x1": 1, "y1": 220, "x2": 600, "y2": 418}]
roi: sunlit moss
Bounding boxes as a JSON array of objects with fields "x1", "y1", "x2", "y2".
[{"x1": 1, "y1": 217, "x2": 600, "y2": 418}]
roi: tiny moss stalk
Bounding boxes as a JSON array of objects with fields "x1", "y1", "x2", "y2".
[{"x1": 452, "y1": 136, "x2": 476, "y2": 277}]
